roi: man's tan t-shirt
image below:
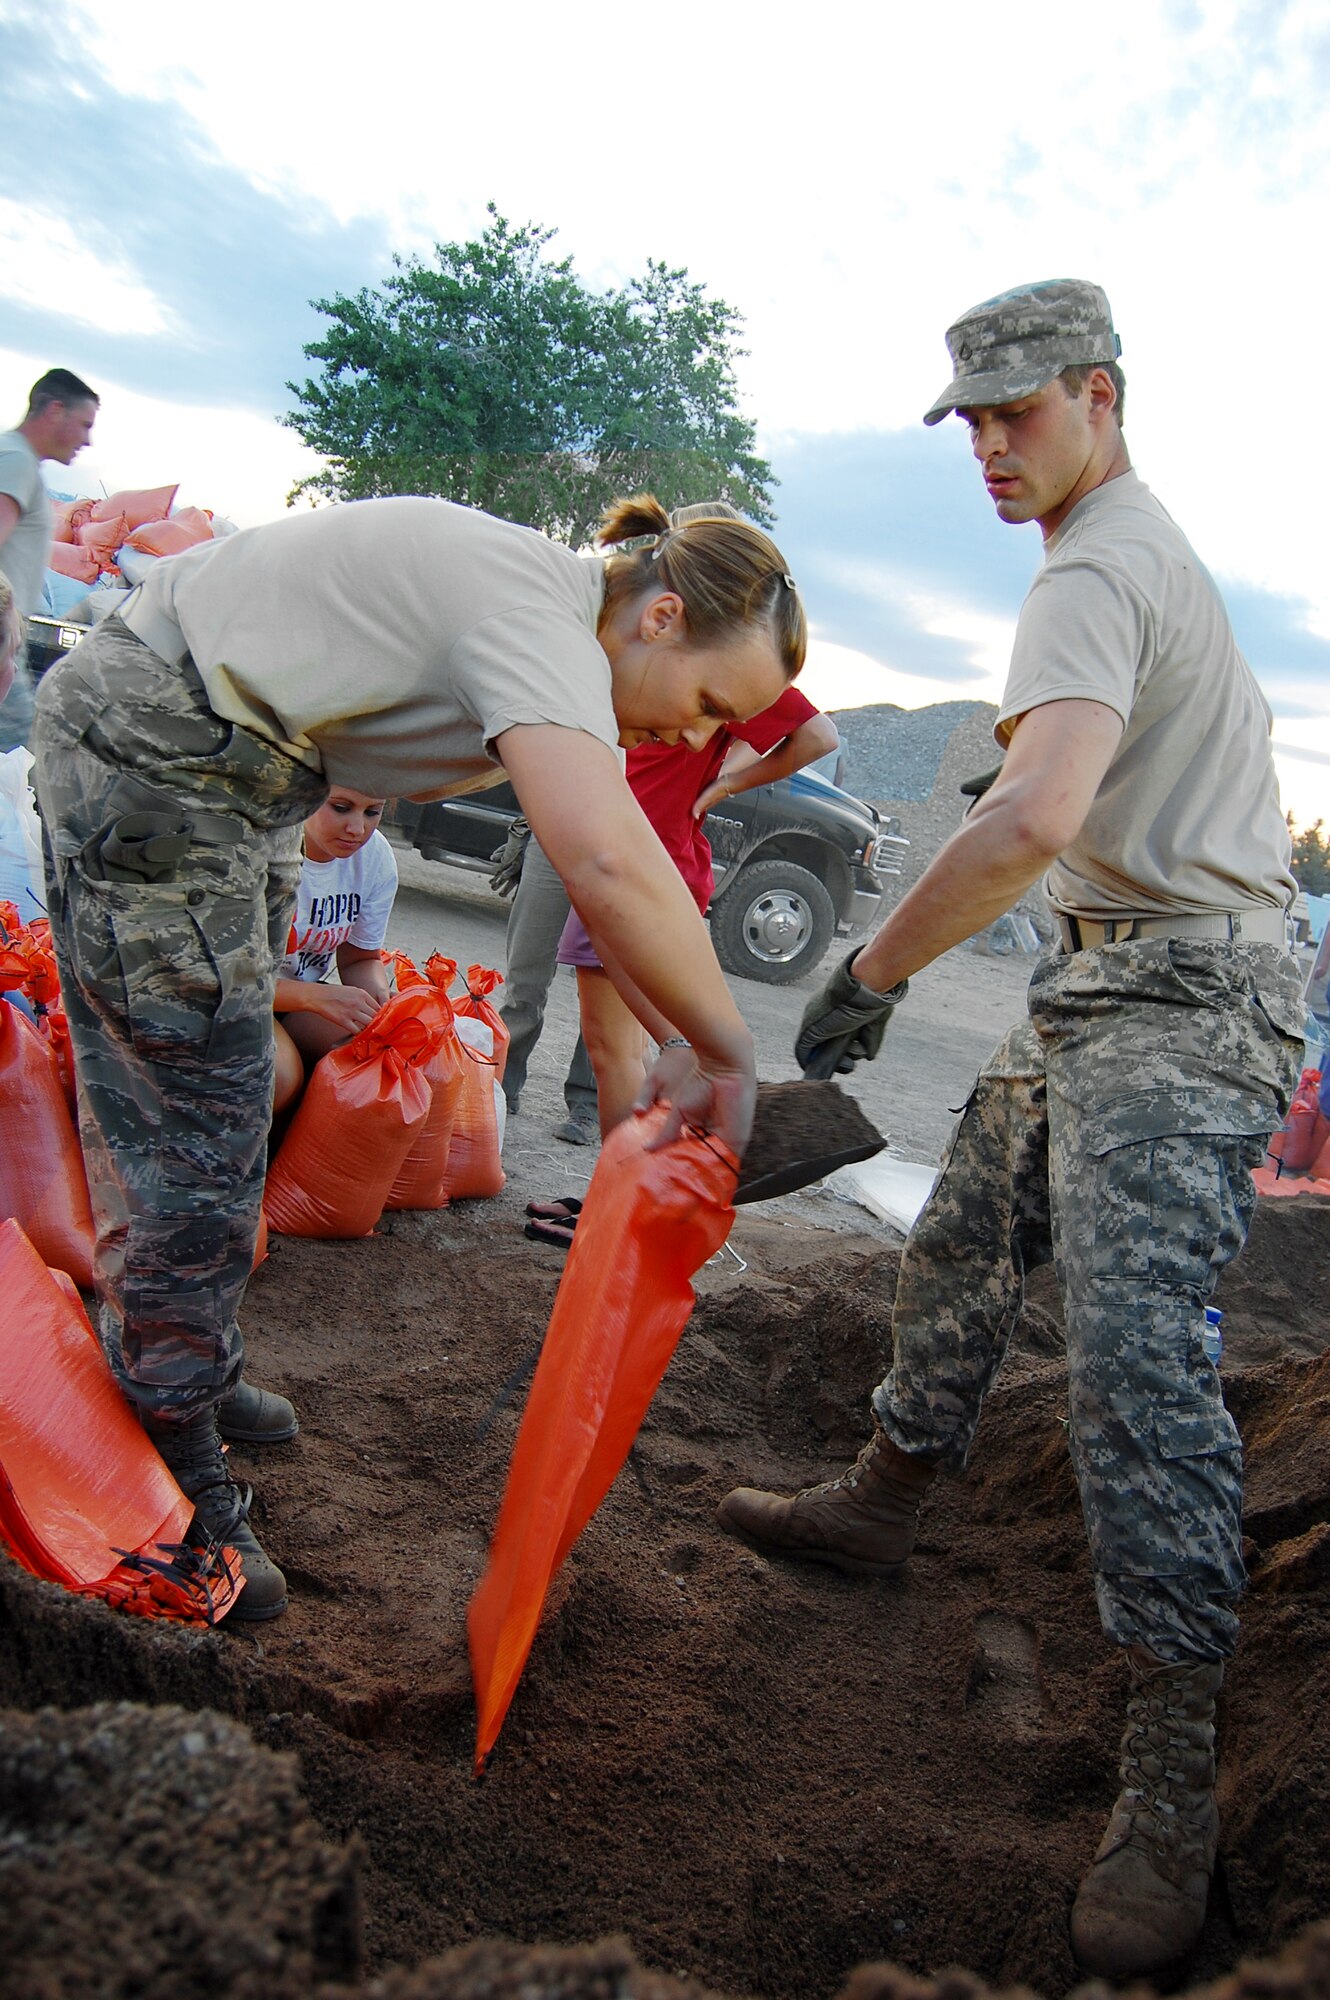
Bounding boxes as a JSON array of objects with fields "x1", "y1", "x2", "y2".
[
  {"x1": 119, "y1": 498, "x2": 615, "y2": 799},
  {"x1": 995, "y1": 471, "x2": 1294, "y2": 920},
  {"x1": 0, "y1": 429, "x2": 52, "y2": 618}
]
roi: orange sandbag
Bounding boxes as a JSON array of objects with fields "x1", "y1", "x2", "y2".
[
  {"x1": 75, "y1": 513, "x2": 126, "y2": 557},
  {"x1": 454, "y1": 963, "x2": 509, "y2": 1084},
  {"x1": 442, "y1": 1016, "x2": 505, "y2": 1199},
  {"x1": 125, "y1": 515, "x2": 211, "y2": 558},
  {"x1": 263, "y1": 990, "x2": 442, "y2": 1238},
  {"x1": 1253, "y1": 1164, "x2": 1330, "y2": 1200},
  {"x1": 251, "y1": 1207, "x2": 269, "y2": 1271},
  {"x1": 170, "y1": 504, "x2": 214, "y2": 540},
  {"x1": 49, "y1": 500, "x2": 79, "y2": 544},
  {"x1": 0, "y1": 1218, "x2": 243, "y2": 1623},
  {"x1": 90, "y1": 483, "x2": 178, "y2": 529},
  {"x1": 1274, "y1": 1070, "x2": 1325, "y2": 1172},
  {"x1": 468, "y1": 1105, "x2": 737, "y2": 1771},
  {"x1": 384, "y1": 966, "x2": 465, "y2": 1211},
  {"x1": 46, "y1": 541, "x2": 98, "y2": 583},
  {"x1": 0, "y1": 1000, "x2": 95, "y2": 1287}
]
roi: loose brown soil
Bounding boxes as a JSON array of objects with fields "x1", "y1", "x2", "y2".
[
  {"x1": 3, "y1": 1186, "x2": 1330, "y2": 2000},
  {"x1": 737, "y1": 1080, "x2": 886, "y2": 1201}
]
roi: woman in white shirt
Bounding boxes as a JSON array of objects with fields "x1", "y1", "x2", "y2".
[{"x1": 272, "y1": 788, "x2": 398, "y2": 1113}]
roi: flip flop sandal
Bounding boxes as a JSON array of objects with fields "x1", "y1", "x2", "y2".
[
  {"x1": 524, "y1": 1196, "x2": 584, "y2": 1224},
  {"x1": 523, "y1": 1215, "x2": 577, "y2": 1250}
]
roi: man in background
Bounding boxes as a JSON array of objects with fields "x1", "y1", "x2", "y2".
[{"x1": 0, "y1": 368, "x2": 99, "y2": 751}]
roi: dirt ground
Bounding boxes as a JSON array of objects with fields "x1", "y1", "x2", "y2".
[{"x1": 3, "y1": 928, "x2": 1330, "y2": 2000}]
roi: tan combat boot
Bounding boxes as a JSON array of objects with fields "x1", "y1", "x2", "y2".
[
  {"x1": 1070, "y1": 1644, "x2": 1224, "y2": 1980},
  {"x1": 716, "y1": 1429, "x2": 937, "y2": 1576}
]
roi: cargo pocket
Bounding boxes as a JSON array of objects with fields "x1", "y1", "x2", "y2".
[{"x1": 67, "y1": 872, "x2": 249, "y2": 1070}]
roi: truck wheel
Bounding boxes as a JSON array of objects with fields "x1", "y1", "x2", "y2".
[{"x1": 710, "y1": 860, "x2": 836, "y2": 985}]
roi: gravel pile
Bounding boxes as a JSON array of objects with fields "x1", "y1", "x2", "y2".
[
  {"x1": 831, "y1": 699, "x2": 1052, "y2": 949},
  {"x1": 831, "y1": 701, "x2": 997, "y2": 805}
]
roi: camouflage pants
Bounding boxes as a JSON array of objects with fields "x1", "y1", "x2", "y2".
[
  {"x1": 32, "y1": 615, "x2": 327, "y2": 1419},
  {"x1": 872, "y1": 936, "x2": 1305, "y2": 1662}
]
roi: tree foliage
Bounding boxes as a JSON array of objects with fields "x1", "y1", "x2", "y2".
[
  {"x1": 283, "y1": 207, "x2": 774, "y2": 543},
  {"x1": 1289, "y1": 815, "x2": 1330, "y2": 896}
]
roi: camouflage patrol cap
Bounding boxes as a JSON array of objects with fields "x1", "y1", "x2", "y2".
[{"x1": 922, "y1": 279, "x2": 1121, "y2": 426}]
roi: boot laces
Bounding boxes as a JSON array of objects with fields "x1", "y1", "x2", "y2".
[
  {"x1": 1116, "y1": 1681, "x2": 1208, "y2": 1860},
  {"x1": 796, "y1": 1433, "x2": 880, "y2": 1501}
]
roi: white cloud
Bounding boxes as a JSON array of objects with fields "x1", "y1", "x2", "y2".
[{"x1": 0, "y1": 197, "x2": 174, "y2": 337}]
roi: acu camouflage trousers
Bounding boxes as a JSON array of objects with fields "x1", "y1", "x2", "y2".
[
  {"x1": 32, "y1": 616, "x2": 327, "y2": 1420},
  {"x1": 872, "y1": 936, "x2": 1305, "y2": 1662}
]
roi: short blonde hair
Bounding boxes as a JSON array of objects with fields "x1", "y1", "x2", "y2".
[{"x1": 597, "y1": 494, "x2": 805, "y2": 680}]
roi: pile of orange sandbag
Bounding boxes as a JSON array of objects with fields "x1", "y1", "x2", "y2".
[
  {"x1": 263, "y1": 956, "x2": 509, "y2": 1239},
  {"x1": 45, "y1": 481, "x2": 220, "y2": 595},
  {"x1": 0, "y1": 902, "x2": 94, "y2": 1286},
  {"x1": 0, "y1": 1217, "x2": 245, "y2": 1624}
]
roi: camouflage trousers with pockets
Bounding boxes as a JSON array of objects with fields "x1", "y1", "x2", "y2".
[
  {"x1": 872, "y1": 935, "x2": 1305, "y2": 1662},
  {"x1": 32, "y1": 614, "x2": 327, "y2": 1420}
]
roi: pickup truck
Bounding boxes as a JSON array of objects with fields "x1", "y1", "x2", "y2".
[{"x1": 392, "y1": 766, "x2": 907, "y2": 986}]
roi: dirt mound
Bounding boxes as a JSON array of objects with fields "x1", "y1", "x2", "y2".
[
  {"x1": 0, "y1": 1701, "x2": 359, "y2": 1997},
  {"x1": 1, "y1": 1195, "x2": 1328, "y2": 2000}
]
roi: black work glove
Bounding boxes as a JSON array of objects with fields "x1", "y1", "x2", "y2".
[
  {"x1": 795, "y1": 951, "x2": 908, "y2": 1079},
  {"x1": 488, "y1": 817, "x2": 531, "y2": 898}
]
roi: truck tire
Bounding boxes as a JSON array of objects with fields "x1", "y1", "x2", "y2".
[{"x1": 709, "y1": 859, "x2": 836, "y2": 985}]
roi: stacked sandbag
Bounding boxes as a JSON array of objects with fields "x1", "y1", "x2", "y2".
[{"x1": 41, "y1": 482, "x2": 234, "y2": 619}]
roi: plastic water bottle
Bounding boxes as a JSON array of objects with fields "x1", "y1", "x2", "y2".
[{"x1": 1202, "y1": 1307, "x2": 1223, "y2": 1367}]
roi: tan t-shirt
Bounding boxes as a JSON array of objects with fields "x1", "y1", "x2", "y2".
[
  {"x1": 995, "y1": 471, "x2": 1294, "y2": 920},
  {"x1": 119, "y1": 497, "x2": 615, "y2": 799}
]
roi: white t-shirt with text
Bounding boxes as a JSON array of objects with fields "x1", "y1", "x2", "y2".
[{"x1": 279, "y1": 830, "x2": 399, "y2": 984}]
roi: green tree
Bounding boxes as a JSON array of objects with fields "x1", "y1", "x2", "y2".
[
  {"x1": 283, "y1": 206, "x2": 774, "y2": 542},
  {"x1": 1289, "y1": 814, "x2": 1330, "y2": 896}
]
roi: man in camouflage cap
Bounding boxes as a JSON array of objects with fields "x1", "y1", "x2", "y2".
[{"x1": 720, "y1": 279, "x2": 1303, "y2": 1980}]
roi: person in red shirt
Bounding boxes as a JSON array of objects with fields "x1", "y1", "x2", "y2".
[
  {"x1": 561, "y1": 686, "x2": 837, "y2": 1127},
  {"x1": 525, "y1": 684, "x2": 836, "y2": 1245}
]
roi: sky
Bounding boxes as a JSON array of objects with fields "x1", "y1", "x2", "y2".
[{"x1": 2, "y1": 0, "x2": 1329, "y2": 825}]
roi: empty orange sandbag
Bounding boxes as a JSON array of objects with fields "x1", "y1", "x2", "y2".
[
  {"x1": 125, "y1": 515, "x2": 211, "y2": 558},
  {"x1": 442, "y1": 1016, "x2": 505, "y2": 1199},
  {"x1": 384, "y1": 965, "x2": 465, "y2": 1211},
  {"x1": 454, "y1": 963, "x2": 509, "y2": 1084},
  {"x1": 468, "y1": 1105, "x2": 737, "y2": 1771},
  {"x1": 46, "y1": 542, "x2": 98, "y2": 584},
  {"x1": 0, "y1": 1219, "x2": 243, "y2": 1623},
  {"x1": 90, "y1": 483, "x2": 178, "y2": 529},
  {"x1": 263, "y1": 989, "x2": 442, "y2": 1237},
  {"x1": 0, "y1": 1000, "x2": 95, "y2": 1287}
]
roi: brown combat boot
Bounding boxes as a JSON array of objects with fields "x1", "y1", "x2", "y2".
[
  {"x1": 716, "y1": 1428, "x2": 938, "y2": 1576},
  {"x1": 1070, "y1": 1645, "x2": 1224, "y2": 1980},
  {"x1": 143, "y1": 1409, "x2": 288, "y2": 1622}
]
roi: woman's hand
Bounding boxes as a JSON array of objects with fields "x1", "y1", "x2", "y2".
[
  {"x1": 690, "y1": 775, "x2": 733, "y2": 821},
  {"x1": 305, "y1": 982, "x2": 382, "y2": 1035},
  {"x1": 635, "y1": 1041, "x2": 756, "y2": 1160}
]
